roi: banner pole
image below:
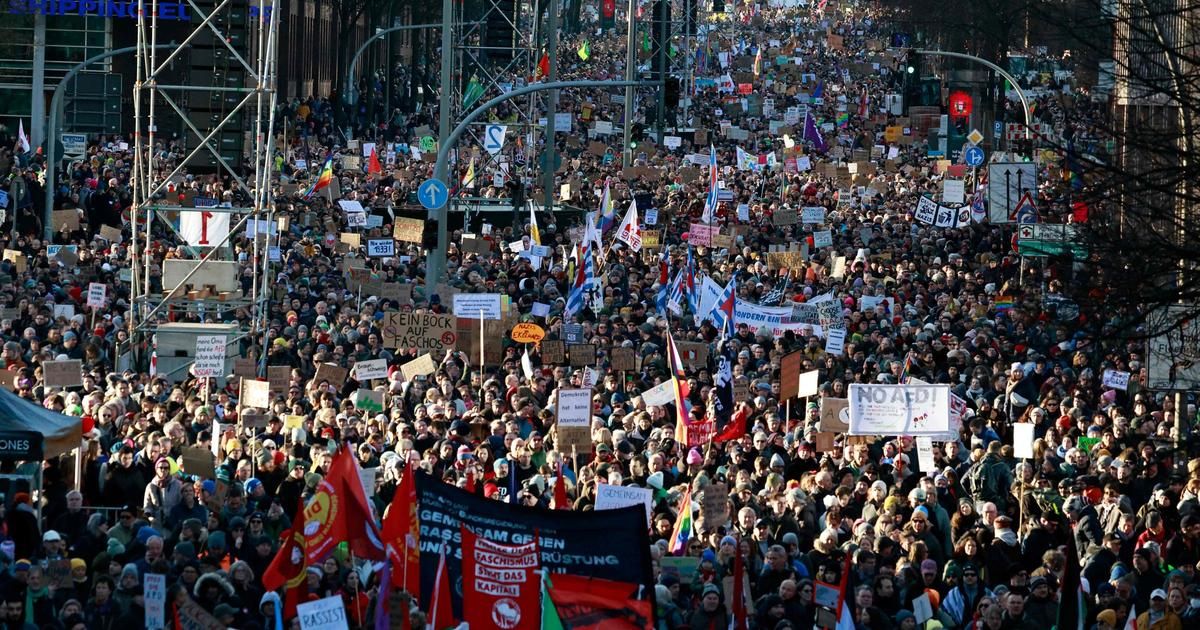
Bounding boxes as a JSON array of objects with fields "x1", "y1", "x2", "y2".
[{"x1": 480, "y1": 309, "x2": 485, "y2": 405}]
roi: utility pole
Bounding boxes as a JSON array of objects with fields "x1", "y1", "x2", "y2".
[
  {"x1": 654, "y1": 0, "x2": 668, "y2": 145},
  {"x1": 426, "y1": 0, "x2": 454, "y2": 290},
  {"x1": 622, "y1": 0, "x2": 637, "y2": 167},
  {"x1": 542, "y1": 0, "x2": 561, "y2": 213}
]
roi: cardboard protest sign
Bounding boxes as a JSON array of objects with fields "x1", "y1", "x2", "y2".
[
  {"x1": 42, "y1": 360, "x2": 82, "y2": 388},
  {"x1": 675, "y1": 342, "x2": 709, "y2": 370},
  {"x1": 393, "y1": 218, "x2": 424, "y2": 243},
  {"x1": 233, "y1": 358, "x2": 257, "y2": 379},
  {"x1": 400, "y1": 353, "x2": 437, "y2": 381},
  {"x1": 240, "y1": 379, "x2": 272, "y2": 408},
  {"x1": 541, "y1": 340, "x2": 566, "y2": 365},
  {"x1": 180, "y1": 447, "x2": 216, "y2": 480},
  {"x1": 780, "y1": 351, "x2": 803, "y2": 400},
  {"x1": 383, "y1": 311, "x2": 458, "y2": 352},
  {"x1": 819, "y1": 397, "x2": 850, "y2": 432},
  {"x1": 353, "y1": 389, "x2": 385, "y2": 413},
  {"x1": 267, "y1": 366, "x2": 291, "y2": 397},
  {"x1": 315, "y1": 363, "x2": 349, "y2": 388},
  {"x1": 568, "y1": 344, "x2": 597, "y2": 367},
  {"x1": 696, "y1": 482, "x2": 730, "y2": 534},
  {"x1": 609, "y1": 347, "x2": 637, "y2": 372}
]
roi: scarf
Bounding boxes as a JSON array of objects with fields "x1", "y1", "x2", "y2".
[{"x1": 25, "y1": 583, "x2": 49, "y2": 623}]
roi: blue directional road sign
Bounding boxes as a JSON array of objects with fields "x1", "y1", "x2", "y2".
[
  {"x1": 418, "y1": 178, "x2": 449, "y2": 210},
  {"x1": 964, "y1": 145, "x2": 985, "y2": 168}
]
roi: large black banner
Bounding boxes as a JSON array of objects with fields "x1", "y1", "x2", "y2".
[{"x1": 414, "y1": 471, "x2": 653, "y2": 618}]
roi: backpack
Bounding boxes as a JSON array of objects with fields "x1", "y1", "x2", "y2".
[{"x1": 965, "y1": 458, "x2": 1002, "y2": 502}]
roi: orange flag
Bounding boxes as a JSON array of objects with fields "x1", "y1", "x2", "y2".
[
  {"x1": 382, "y1": 466, "x2": 421, "y2": 593},
  {"x1": 302, "y1": 446, "x2": 385, "y2": 563}
]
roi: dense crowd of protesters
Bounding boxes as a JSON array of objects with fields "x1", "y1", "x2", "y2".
[{"x1": 0, "y1": 1, "x2": 1197, "y2": 629}]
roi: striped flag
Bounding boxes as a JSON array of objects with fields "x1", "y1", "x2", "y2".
[
  {"x1": 597, "y1": 179, "x2": 616, "y2": 232},
  {"x1": 667, "y1": 490, "x2": 693, "y2": 555},
  {"x1": 711, "y1": 276, "x2": 737, "y2": 338}
]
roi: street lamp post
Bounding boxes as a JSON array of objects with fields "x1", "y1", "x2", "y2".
[
  {"x1": 425, "y1": 79, "x2": 660, "y2": 289},
  {"x1": 344, "y1": 23, "x2": 442, "y2": 108},
  {"x1": 44, "y1": 44, "x2": 174, "y2": 240}
]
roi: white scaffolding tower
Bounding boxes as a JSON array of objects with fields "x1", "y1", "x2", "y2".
[{"x1": 128, "y1": 0, "x2": 280, "y2": 368}]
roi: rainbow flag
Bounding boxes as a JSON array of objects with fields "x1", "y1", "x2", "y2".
[
  {"x1": 667, "y1": 490, "x2": 693, "y2": 555},
  {"x1": 899, "y1": 353, "x2": 914, "y2": 384},
  {"x1": 304, "y1": 156, "x2": 334, "y2": 198},
  {"x1": 995, "y1": 295, "x2": 1014, "y2": 312},
  {"x1": 835, "y1": 111, "x2": 850, "y2": 127}
]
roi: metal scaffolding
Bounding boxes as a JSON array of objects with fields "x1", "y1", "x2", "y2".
[
  {"x1": 128, "y1": 0, "x2": 280, "y2": 365},
  {"x1": 444, "y1": 0, "x2": 543, "y2": 199}
]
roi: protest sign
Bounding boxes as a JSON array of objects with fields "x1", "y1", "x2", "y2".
[
  {"x1": 609, "y1": 347, "x2": 637, "y2": 371},
  {"x1": 641, "y1": 380, "x2": 675, "y2": 406},
  {"x1": 1102, "y1": 369, "x2": 1131, "y2": 391},
  {"x1": 460, "y1": 528, "x2": 541, "y2": 630},
  {"x1": 42, "y1": 360, "x2": 82, "y2": 388},
  {"x1": 383, "y1": 311, "x2": 458, "y2": 352},
  {"x1": 180, "y1": 446, "x2": 216, "y2": 480},
  {"x1": 540, "y1": 340, "x2": 566, "y2": 364},
  {"x1": 555, "y1": 388, "x2": 592, "y2": 451},
  {"x1": 315, "y1": 363, "x2": 349, "y2": 387},
  {"x1": 145, "y1": 573, "x2": 167, "y2": 629},
  {"x1": 848, "y1": 384, "x2": 952, "y2": 436},
  {"x1": 353, "y1": 359, "x2": 389, "y2": 381},
  {"x1": 798, "y1": 369, "x2": 820, "y2": 397},
  {"x1": 819, "y1": 398, "x2": 850, "y2": 432},
  {"x1": 177, "y1": 595, "x2": 225, "y2": 630},
  {"x1": 241, "y1": 379, "x2": 272, "y2": 408},
  {"x1": 193, "y1": 335, "x2": 227, "y2": 378},
  {"x1": 414, "y1": 471, "x2": 651, "y2": 618},
  {"x1": 568, "y1": 344, "x2": 597, "y2": 367},
  {"x1": 1013, "y1": 423, "x2": 1036, "y2": 459},
  {"x1": 297, "y1": 595, "x2": 350, "y2": 630},
  {"x1": 780, "y1": 351, "x2": 803, "y2": 400},
  {"x1": 393, "y1": 218, "x2": 424, "y2": 243},
  {"x1": 268, "y1": 366, "x2": 291, "y2": 397},
  {"x1": 697, "y1": 482, "x2": 730, "y2": 534},
  {"x1": 453, "y1": 293, "x2": 503, "y2": 320},
  {"x1": 510, "y1": 322, "x2": 546, "y2": 343},
  {"x1": 86, "y1": 282, "x2": 106, "y2": 308},
  {"x1": 353, "y1": 389, "x2": 384, "y2": 413},
  {"x1": 366, "y1": 239, "x2": 395, "y2": 257},
  {"x1": 233, "y1": 358, "x2": 256, "y2": 379},
  {"x1": 400, "y1": 354, "x2": 437, "y2": 381},
  {"x1": 595, "y1": 484, "x2": 653, "y2": 525}
]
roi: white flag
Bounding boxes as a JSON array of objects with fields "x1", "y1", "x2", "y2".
[
  {"x1": 614, "y1": 200, "x2": 641, "y2": 251},
  {"x1": 17, "y1": 120, "x2": 30, "y2": 153}
]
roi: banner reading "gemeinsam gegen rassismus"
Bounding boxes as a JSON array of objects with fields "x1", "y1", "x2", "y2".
[{"x1": 413, "y1": 471, "x2": 653, "y2": 619}]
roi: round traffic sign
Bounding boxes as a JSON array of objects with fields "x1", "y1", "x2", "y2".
[
  {"x1": 964, "y1": 146, "x2": 985, "y2": 168},
  {"x1": 418, "y1": 178, "x2": 449, "y2": 210}
]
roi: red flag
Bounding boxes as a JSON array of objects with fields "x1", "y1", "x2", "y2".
[
  {"x1": 261, "y1": 517, "x2": 308, "y2": 619},
  {"x1": 427, "y1": 546, "x2": 456, "y2": 630},
  {"x1": 302, "y1": 446, "x2": 385, "y2": 564},
  {"x1": 460, "y1": 525, "x2": 541, "y2": 629},
  {"x1": 553, "y1": 461, "x2": 569, "y2": 510},
  {"x1": 368, "y1": 147, "x2": 382, "y2": 175},
  {"x1": 731, "y1": 549, "x2": 748, "y2": 629},
  {"x1": 535, "y1": 52, "x2": 550, "y2": 80},
  {"x1": 546, "y1": 573, "x2": 652, "y2": 629},
  {"x1": 713, "y1": 402, "x2": 750, "y2": 444},
  {"x1": 1071, "y1": 200, "x2": 1089, "y2": 223},
  {"x1": 382, "y1": 467, "x2": 421, "y2": 593}
]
